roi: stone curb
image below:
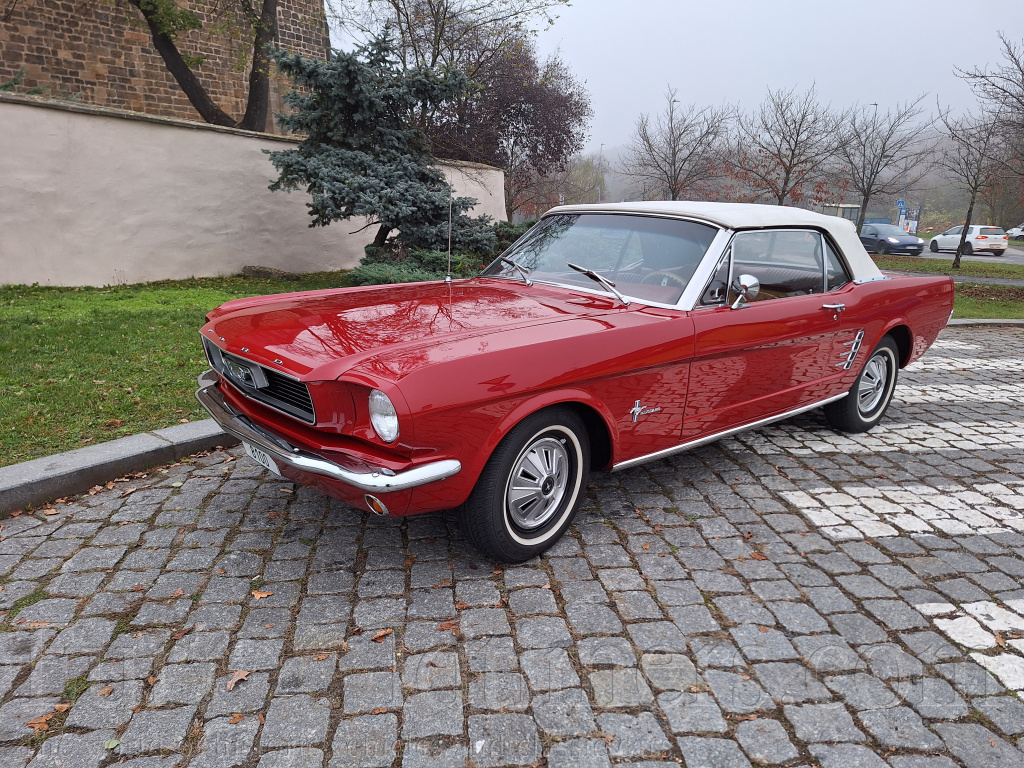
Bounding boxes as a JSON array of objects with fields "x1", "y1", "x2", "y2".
[
  {"x1": 0, "y1": 419, "x2": 239, "y2": 514},
  {"x1": 947, "y1": 318, "x2": 1024, "y2": 326}
]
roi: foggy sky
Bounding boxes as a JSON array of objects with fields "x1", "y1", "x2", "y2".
[{"x1": 535, "y1": 0, "x2": 1021, "y2": 155}]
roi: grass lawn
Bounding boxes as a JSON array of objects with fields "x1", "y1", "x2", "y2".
[
  {"x1": 872, "y1": 254, "x2": 1024, "y2": 280},
  {"x1": 1, "y1": 269, "x2": 1021, "y2": 469},
  {"x1": 0, "y1": 273, "x2": 347, "y2": 468}
]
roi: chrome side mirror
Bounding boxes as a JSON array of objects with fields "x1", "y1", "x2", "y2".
[{"x1": 730, "y1": 274, "x2": 760, "y2": 309}]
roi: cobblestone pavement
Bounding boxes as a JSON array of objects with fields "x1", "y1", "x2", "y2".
[{"x1": 2, "y1": 327, "x2": 1024, "y2": 768}]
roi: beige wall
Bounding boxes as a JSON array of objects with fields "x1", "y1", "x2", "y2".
[{"x1": 0, "y1": 95, "x2": 506, "y2": 287}]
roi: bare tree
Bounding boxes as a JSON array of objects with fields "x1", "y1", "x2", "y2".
[
  {"x1": 936, "y1": 109, "x2": 1005, "y2": 268},
  {"x1": 726, "y1": 85, "x2": 846, "y2": 206},
  {"x1": 838, "y1": 97, "x2": 936, "y2": 232},
  {"x1": 957, "y1": 33, "x2": 1024, "y2": 172},
  {"x1": 619, "y1": 87, "x2": 728, "y2": 201}
]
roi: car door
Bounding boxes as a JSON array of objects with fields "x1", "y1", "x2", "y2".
[
  {"x1": 684, "y1": 229, "x2": 844, "y2": 439},
  {"x1": 860, "y1": 226, "x2": 876, "y2": 249},
  {"x1": 938, "y1": 226, "x2": 961, "y2": 251}
]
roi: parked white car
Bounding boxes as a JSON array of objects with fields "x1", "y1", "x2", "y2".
[
  {"x1": 1007, "y1": 224, "x2": 1023, "y2": 239},
  {"x1": 929, "y1": 225, "x2": 1009, "y2": 255}
]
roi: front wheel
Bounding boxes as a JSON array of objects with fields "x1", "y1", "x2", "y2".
[
  {"x1": 876, "y1": 240, "x2": 888, "y2": 255},
  {"x1": 824, "y1": 336, "x2": 900, "y2": 433},
  {"x1": 962, "y1": 243, "x2": 973, "y2": 255},
  {"x1": 460, "y1": 408, "x2": 590, "y2": 562},
  {"x1": 929, "y1": 239, "x2": 939, "y2": 252}
]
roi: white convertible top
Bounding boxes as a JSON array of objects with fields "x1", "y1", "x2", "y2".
[{"x1": 548, "y1": 201, "x2": 884, "y2": 281}]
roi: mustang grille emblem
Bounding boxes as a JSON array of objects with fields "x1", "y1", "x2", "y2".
[{"x1": 629, "y1": 400, "x2": 662, "y2": 423}]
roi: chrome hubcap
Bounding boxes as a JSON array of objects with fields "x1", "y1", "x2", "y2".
[
  {"x1": 507, "y1": 437, "x2": 569, "y2": 530},
  {"x1": 857, "y1": 353, "x2": 889, "y2": 414}
]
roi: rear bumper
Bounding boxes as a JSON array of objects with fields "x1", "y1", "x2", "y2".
[{"x1": 195, "y1": 370, "x2": 462, "y2": 493}]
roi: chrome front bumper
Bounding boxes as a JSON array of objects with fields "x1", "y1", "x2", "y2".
[{"x1": 195, "y1": 370, "x2": 462, "y2": 493}]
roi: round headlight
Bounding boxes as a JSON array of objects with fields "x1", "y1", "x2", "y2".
[{"x1": 368, "y1": 389, "x2": 399, "y2": 443}]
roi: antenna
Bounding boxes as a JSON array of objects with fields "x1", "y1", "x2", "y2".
[{"x1": 445, "y1": 172, "x2": 453, "y2": 284}]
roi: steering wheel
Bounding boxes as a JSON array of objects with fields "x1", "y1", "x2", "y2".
[{"x1": 640, "y1": 270, "x2": 688, "y2": 289}]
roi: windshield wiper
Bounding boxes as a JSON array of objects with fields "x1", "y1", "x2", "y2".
[
  {"x1": 499, "y1": 256, "x2": 533, "y2": 286},
  {"x1": 567, "y1": 263, "x2": 630, "y2": 306}
]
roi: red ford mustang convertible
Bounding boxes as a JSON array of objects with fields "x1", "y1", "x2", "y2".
[{"x1": 197, "y1": 202, "x2": 954, "y2": 561}]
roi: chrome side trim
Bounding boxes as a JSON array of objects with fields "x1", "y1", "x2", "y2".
[
  {"x1": 195, "y1": 371, "x2": 461, "y2": 493},
  {"x1": 853, "y1": 275, "x2": 891, "y2": 284},
  {"x1": 611, "y1": 392, "x2": 848, "y2": 472},
  {"x1": 835, "y1": 330, "x2": 865, "y2": 369}
]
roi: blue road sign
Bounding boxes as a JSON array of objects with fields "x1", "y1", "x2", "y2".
[{"x1": 897, "y1": 199, "x2": 906, "y2": 209}]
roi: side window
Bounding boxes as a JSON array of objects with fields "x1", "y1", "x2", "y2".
[
  {"x1": 825, "y1": 240, "x2": 852, "y2": 291},
  {"x1": 730, "y1": 230, "x2": 825, "y2": 301},
  {"x1": 949, "y1": 226, "x2": 963, "y2": 235},
  {"x1": 700, "y1": 251, "x2": 731, "y2": 305}
]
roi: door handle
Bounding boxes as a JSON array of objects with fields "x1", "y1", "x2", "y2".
[{"x1": 823, "y1": 303, "x2": 845, "y2": 320}]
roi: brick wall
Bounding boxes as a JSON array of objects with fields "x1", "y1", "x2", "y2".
[{"x1": 0, "y1": 0, "x2": 329, "y2": 131}]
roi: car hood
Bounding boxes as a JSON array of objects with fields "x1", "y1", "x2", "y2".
[{"x1": 202, "y1": 278, "x2": 623, "y2": 380}]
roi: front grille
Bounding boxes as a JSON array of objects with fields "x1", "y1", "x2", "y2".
[{"x1": 203, "y1": 336, "x2": 316, "y2": 424}]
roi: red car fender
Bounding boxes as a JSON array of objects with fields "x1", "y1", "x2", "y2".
[{"x1": 478, "y1": 388, "x2": 620, "y2": 470}]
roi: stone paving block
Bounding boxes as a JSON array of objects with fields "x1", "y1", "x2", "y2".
[
  {"x1": 520, "y1": 648, "x2": 580, "y2": 691},
  {"x1": 657, "y1": 691, "x2": 727, "y2": 734},
  {"x1": 933, "y1": 722, "x2": 1024, "y2": 768},
  {"x1": 861, "y1": 643, "x2": 924, "y2": 679},
  {"x1": 668, "y1": 604, "x2": 720, "y2": 633},
  {"x1": 858, "y1": 706, "x2": 942, "y2": 749},
  {"x1": 735, "y1": 718, "x2": 799, "y2": 764},
  {"x1": 338, "y1": 633, "x2": 395, "y2": 671},
  {"x1": 465, "y1": 636, "x2": 518, "y2": 672},
  {"x1": 208, "y1": 672, "x2": 271, "y2": 716},
  {"x1": 402, "y1": 689, "x2": 463, "y2": 738},
  {"x1": 327, "y1": 715, "x2": 396, "y2": 767},
  {"x1": 460, "y1": 608, "x2": 510, "y2": 638},
  {"x1": 590, "y1": 668, "x2": 654, "y2": 708},
  {"x1": 467, "y1": 714, "x2": 541, "y2": 767},
  {"x1": 792, "y1": 634, "x2": 865, "y2": 673},
  {"x1": 730, "y1": 624, "x2": 798, "y2": 661},
  {"x1": 545, "y1": 738, "x2": 611, "y2": 768},
  {"x1": 753, "y1": 662, "x2": 831, "y2": 703},
  {"x1": 676, "y1": 736, "x2": 753, "y2": 768},
  {"x1": 829, "y1": 613, "x2": 889, "y2": 645},
  {"x1": 344, "y1": 671, "x2": 403, "y2": 714},
  {"x1": 0, "y1": 697, "x2": 61, "y2": 742},
  {"x1": 469, "y1": 672, "x2": 530, "y2": 711},
  {"x1": 626, "y1": 621, "x2": 688, "y2": 652},
  {"x1": 784, "y1": 701, "x2": 865, "y2": 743},
  {"x1": 0, "y1": 668, "x2": 19, "y2": 700},
  {"x1": 192, "y1": 716, "x2": 260, "y2": 768},
  {"x1": 16, "y1": 654, "x2": 94, "y2": 696},
  {"x1": 808, "y1": 743, "x2": 889, "y2": 768},
  {"x1": 117, "y1": 706, "x2": 197, "y2": 756},
  {"x1": 516, "y1": 617, "x2": 572, "y2": 648},
  {"x1": 24, "y1": 730, "x2": 115, "y2": 768},
  {"x1": 260, "y1": 695, "x2": 330, "y2": 748},
  {"x1": 168, "y1": 630, "x2": 231, "y2": 662},
  {"x1": 276, "y1": 654, "x2": 337, "y2": 694},
  {"x1": 532, "y1": 687, "x2": 596, "y2": 736},
  {"x1": 973, "y1": 695, "x2": 1024, "y2": 735},
  {"x1": 150, "y1": 662, "x2": 216, "y2": 705},
  {"x1": 565, "y1": 602, "x2": 623, "y2": 635},
  {"x1": 402, "y1": 651, "x2": 460, "y2": 690},
  {"x1": 577, "y1": 636, "x2": 636, "y2": 667},
  {"x1": 892, "y1": 677, "x2": 968, "y2": 719},
  {"x1": 227, "y1": 638, "x2": 283, "y2": 671},
  {"x1": 704, "y1": 669, "x2": 775, "y2": 714},
  {"x1": 65, "y1": 680, "x2": 143, "y2": 729},
  {"x1": 639, "y1": 653, "x2": 700, "y2": 691},
  {"x1": 596, "y1": 711, "x2": 671, "y2": 757}
]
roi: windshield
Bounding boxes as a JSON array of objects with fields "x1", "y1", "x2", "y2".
[
  {"x1": 874, "y1": 224, "x2": 910, "y2": 237},
  {"x1": 481, "y1": 213, "x2": 718, "y2": 304}
]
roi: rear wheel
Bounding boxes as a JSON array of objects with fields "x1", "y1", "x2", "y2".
[
  {"x1": 460, "y1": 408, "x2": 590, "y2": 563},
  {"x1": 962, "y1": 242, "x2": 973, "y2": 255},
  {"x1": 929, "y1": 239, "x2": 939, "y2": 252},
  {"x1": 824, "y1": 336, "x2": 900, "y2": 433}
]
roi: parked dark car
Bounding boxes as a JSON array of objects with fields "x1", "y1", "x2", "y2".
[{"x1": 860, "y1": 223, "x2": 925, "y2": 256}]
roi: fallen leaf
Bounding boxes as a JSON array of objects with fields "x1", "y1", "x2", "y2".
[
  {"x1": 258, "y1": 713, "x2": 266, "y2": 725},
  {"x1": 313, "y1": 654, "x2": 329, "y2": 661},
  {"x1": 53, "y1": 703, "x2": 70, "y2": 712},
  {"x1": 371, "y1": 707, "x2": 388, "y2": 715},
  {"x1": 279, "y1": 487, "x2": 293, "y2": 494},
  {"x1": 120, "y1": 487, "x2": 138, "y2": 498},
  {"x1": 995, "y1": 632, "x2": 1006, "y2": 648},
  {"x1": 642, "y1": 544, "x2": 650, "y2": 550},
  {"x1": 99, "y1": 685, "x2": 114, "y2": 697},
  {"x1": 600, "y1": 732, "x2": 615, "y2": 744},
  {"x1": 658, "y1": 553, "x2": 666, "y2": 558},
  {"x1": 27, "y1": 621, "x2": 51, "y2": 628},
  {"x1": 268, "y1": 512, "x2": 284, "y2": 519},
  {"x1": 147, "y1": 676, "x2": 159, "y2": 686},
  {"x1": 491, "y1": 569, "x2": 503, "y2": 575},
  {"x1": 749, "y1": 552, "x2": 767, "y2": 561},
  {"x1": 742, "y1": 532, "x2": 754, "y2": 540},
  {"x1": 226, "y1": 670, "x2": 251, "y2": 692},
  {"x1": 171, "y1": 626, "x2": 194, "y2": 641},
  {"x1": 228, "y1": 713, "x2": 244, "y2": 724},
  {"x1": 402, "y1": 557, "x2": 415, "y2": 567},
  {"x1": 170, "y1": 588, "x2": 185, "y2": 598},
  {"x1": 217, "y1": 568, "x2": 226, "y2": 575},
  {"x1": 132, "y1": 585, "x2": 145, "y2": 592},
  {"x1": 43, "y1": 508, "x2": 59, "y2": 516},
  {"x1": 350, "y1": 627, "x2": 363, "y2": 636},
  {"x1": 25, "y1": 713, "x2": 54, "y2": 733},
  {"x1": 455, "y1": 602, "x2": 469, "y2": 610},
  {"x1": 15, "y1": 617, "x2": 26, "y2": 625},
  {"x1": 373, "y1": 628, "x2": 394, "y2": 643},
  {"x1": 9, "y1": 510, "x2": 22, "y2": 517},
  {"x1": 758, "y1": 626, "x2": 770, "y2": 633},
  {"x1": 251, "y1": 590, "x2": 273, "y2": 600},
  {"x1": 104, "y1": 738, "x2": 120, "y2": 750},
  {"x1": 736, "y1": 714, "x2": 759, "y2": 721},
  {"x1": 653, "y1": 524, "x2": 663, "y2": 532},
  {"x1": 265, "y1": 624, "x2": 273, "y2": 629}
]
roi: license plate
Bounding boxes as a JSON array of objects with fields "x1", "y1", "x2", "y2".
[{"x1": 243, "y1": 441, "x2": 281, "y2": 476}]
